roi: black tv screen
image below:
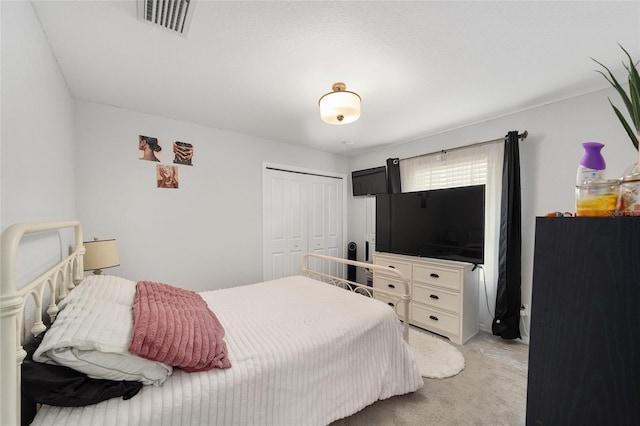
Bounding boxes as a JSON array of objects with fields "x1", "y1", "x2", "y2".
[
  {"x1": 376, "y1": 185, "x2": 485, "y2": 264},
  {"x1": 352, "y1": 166, "x2": 387, "y2": 196}
]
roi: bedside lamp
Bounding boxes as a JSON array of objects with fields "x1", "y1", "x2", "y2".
[{"x1": 83, "y1": 238, "x2": 120, "y2": 275}]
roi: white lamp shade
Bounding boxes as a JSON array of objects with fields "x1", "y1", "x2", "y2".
[
  {"x1": 319, "y1": 85, "x2": 361, "y2": 125},
  {"x1": 83, "y1": 239, "x2": 120, "y2": 272}
]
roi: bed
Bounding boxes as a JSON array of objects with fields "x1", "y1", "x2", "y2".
[{"x1": 1, "y1": 221, "x2": 422, "y2": 426}]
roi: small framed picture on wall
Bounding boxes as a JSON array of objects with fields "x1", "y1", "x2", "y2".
[
  {"x1": 157, "y1": 165, "x2": 179, "y2": 189},
  {"x1": 173, "y1": 141, "x2": 194, "y2": 166},
  {"x1": 139, "y1": 135, "x2": 162, "y2": 162}
]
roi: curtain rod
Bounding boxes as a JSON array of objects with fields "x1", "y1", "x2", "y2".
[{"x1": 400, "y1": 130, "x2": 528, "y2": 162}]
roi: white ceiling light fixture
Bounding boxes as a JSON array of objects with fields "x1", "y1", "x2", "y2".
[{"x1": 318, "y1": 82, "x2": 361, "y2": 125}]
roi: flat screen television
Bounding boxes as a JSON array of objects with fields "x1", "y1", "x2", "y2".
[
  {"x1": 352, "y1": 166, "x2": 387, "y2": 196},
  {"x1": 376, "y1": 185, "x2": 485, "y2": 264}
]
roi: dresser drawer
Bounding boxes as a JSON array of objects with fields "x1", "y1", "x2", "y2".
[
  {"x1": 413, "y1": 263, "x2": 461, "y2": 291},
  {"x1": 374, "y1": 294, "x2": 409, "y2": 319},
  {"x1": 373, "y1": 256, "x2": 412, "y2": 280},
  {"x1": 411, "y1": 304, "x2": 460, "y2": 338},
  {"x1": 413, "y1": 284, "x2": 460, "y2": 313},
  {"x1": 373, "y1": 276, "x2": 409, "y2": 297}
]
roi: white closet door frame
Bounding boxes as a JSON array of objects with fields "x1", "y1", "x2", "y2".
[
  {"x1": 262, "y1": 162, "x2": 347, "y2": 281},
  {"x1": 365, "y1": 196, "x2": 376, "y2": 260}
]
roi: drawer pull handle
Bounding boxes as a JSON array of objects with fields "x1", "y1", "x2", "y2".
[
  {"x1": 430, "y1": 273, "x2": 440, "y2": 278},
  {"x1": 388, "y1": 265, "x2": 396, "y2": 269},
  {"x1": 388, "y1": 302, "x2": 395, "y2": 307},
  {"x1": 429, "y1": 294, "x2": 439, "y2": 300},
  {"x1": 387, "y1": 284, "x2": 395, "y2": 289},
  {"x1": 429, "y1": 315, "x2": 439, "y2": 321}
]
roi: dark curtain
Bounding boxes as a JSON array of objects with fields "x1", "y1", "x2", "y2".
[{"x1": 492, "y1": 130, "x2": 522, "y2": 340}]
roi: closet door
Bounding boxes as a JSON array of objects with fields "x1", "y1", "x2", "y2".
[
  {"x1": 263, "y1": 167, "x2": 343, "y2": 281},
  {"x1": 307, "y1": 176, "x2": 342, "y2": 278},
  {"x1": 263, "y1": 170, "x2": 307, "y2": 280}
]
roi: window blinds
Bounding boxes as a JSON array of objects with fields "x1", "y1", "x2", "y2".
[
  {"x1": 400, "y1": 147, "x2": 492, "y2": 192},
  {"x1": 410, "y1": 156, "x2": 489, "y2": 190}
]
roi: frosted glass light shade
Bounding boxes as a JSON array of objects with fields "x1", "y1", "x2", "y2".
[
  {"x1": 318, "y1": 83, "x2": 361, "y2": 125},
  {"x1": 83, "y1": 239, "x2": 120, "y2": 274}
]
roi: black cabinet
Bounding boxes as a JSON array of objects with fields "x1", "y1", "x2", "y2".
[{"x1": 527, "y1": 217, "x2": 640, "y2": 425}]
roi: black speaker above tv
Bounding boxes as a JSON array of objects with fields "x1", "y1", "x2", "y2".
[
  {"x1": 352, "y1": 166, "x2": 387, "y2": 196},
  {"x1": 376, "y1": 185, "x2": 486, "y2": 265}
]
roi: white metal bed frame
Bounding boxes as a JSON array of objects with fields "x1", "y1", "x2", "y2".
[
  {"x1": 301, "y1": 252, "x2": 411, "y2": 341},
  {"x1": 1, "y1": 221, "x2": 85, "y2": 426},
  {"x1": 0, "y1": 221, "x2": 410, "y2": 426}
]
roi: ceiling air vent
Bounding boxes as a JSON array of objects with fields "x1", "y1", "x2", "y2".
[{"x1": 138, "y1": 0, "x2": 195, "y2": 37}]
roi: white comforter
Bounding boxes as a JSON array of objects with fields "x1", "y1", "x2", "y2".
[{"x1": 32, "y1": 275, "x2": 423, "y2": 426}]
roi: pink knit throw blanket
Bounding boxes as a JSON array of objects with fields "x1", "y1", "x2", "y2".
[{"x1": 129, "y1": 281, "x2": 231, "y2": 372}]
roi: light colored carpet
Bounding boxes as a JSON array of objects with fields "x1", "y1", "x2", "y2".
[
  {"x1": 331, "y1": 328, "x2": 529, "y2": 426},
  {"x1": 408, "y1": 328, "x2": 465, "y2": 379}
]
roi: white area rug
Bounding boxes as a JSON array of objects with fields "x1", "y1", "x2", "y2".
[{"x1": 408, "y1": 328, "x2": 465, "y2": 379}]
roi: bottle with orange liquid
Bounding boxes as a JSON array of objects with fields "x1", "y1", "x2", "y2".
[{"x1": 575, "y1": 143, "x2": 618, "y2": 217}]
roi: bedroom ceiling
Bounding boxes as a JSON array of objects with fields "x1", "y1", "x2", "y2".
[{"x1": 31, "y1": 1, "x2": 640, "y2": 156}]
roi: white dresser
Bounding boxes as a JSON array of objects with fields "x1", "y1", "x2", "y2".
[{"x1": 373, "y1": 252, "x2": 479, "y2": 345}]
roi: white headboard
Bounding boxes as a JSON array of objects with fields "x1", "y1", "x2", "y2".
[{"x1": 0, "y1": 221, "x2": 85, "y2": 426}]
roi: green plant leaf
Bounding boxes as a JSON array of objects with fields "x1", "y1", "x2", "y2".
[
  {"x1": 593, "y1": 58, "x2": 634, "y2": 120},
  {"x1": 620, "y1": 44, "x2": 640, "y2": 132},
  {"x1": 593, "y1": 45, "x2": 640, "y2": 151},
  {"x1": 625, "y1": 65, "x2": 640, "y2": 132},
  {"x1": 611, "y1": 100, "x2": 640, "y2": 150}
]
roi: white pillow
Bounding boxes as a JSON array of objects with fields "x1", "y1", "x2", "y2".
[{"x1": 33, "y1": 275, "x2": 172, "y2": 386}]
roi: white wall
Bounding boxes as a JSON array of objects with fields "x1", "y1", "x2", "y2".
[
  {"x1": 1, "y1": 1, "x2": 76, "y2": 229},
  {"x1": 1, "y1": 1, "x2": 77, "y2": 286},
  {"x1": 347, "y1": 88, "x2": 637, "y2": 339},
  {"x1": 75, "y1": 101, "x2": 348, "y2": 292}
]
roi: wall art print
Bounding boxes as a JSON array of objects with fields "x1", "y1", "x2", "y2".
[
  {"x1": 157, "y1": 165, "x2": 179, "y2": 189},
  {"x1": 173, "y1": 141, "x2": 194, "y2": 166},
  {"x1": 138, "y1": 135, "x2": 162, "y2": 162}
]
